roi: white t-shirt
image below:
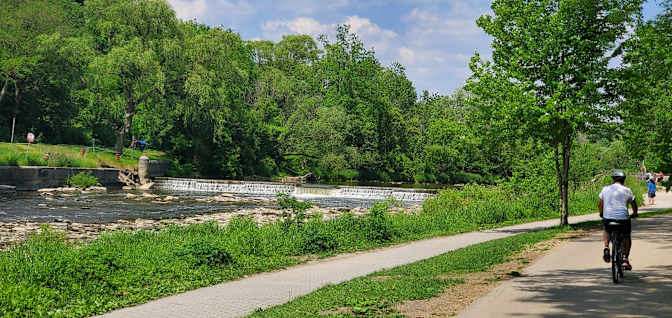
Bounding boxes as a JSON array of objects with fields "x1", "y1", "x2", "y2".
[{"x1": 599, "y1": 183, "x2": 634, "y2": 220}]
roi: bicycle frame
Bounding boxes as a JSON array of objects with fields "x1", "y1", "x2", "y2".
[{"x1": 609, "y1": 223, "x2": 626, "y2": 283}]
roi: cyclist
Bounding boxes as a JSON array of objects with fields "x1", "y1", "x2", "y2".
[{"x1": 599, "y1": 171, "x2": 638, "y2": 270}]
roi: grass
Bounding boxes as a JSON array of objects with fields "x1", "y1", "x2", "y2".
[
  {"x1": 246, "y1": 227, "x2": 566, "y2": 317},
  {"x1": 0, "y1": 142, "x2": 166, "y2": 169},
  {"x1": 0, "y1": 177, "x2": 652, "y2": 317},
  {"x1": 247, "y1": 208, "x2": 672, "y2": 318},
  {"x1": 65, "y1": 172, "x2": 100, "y2": 188}
]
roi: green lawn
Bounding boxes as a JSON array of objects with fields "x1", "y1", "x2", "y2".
[
  {"x1": 0, "y1": 142, "x2": 167, "y2": 169},
  {"x1": 246, "y1": 209, "x2": 672, "y2": 317}
]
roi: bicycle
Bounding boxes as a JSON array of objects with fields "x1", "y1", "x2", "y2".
[
  {"x1": 607, "y1": 221, "x2": 627, "y2": 283},
  {"x1": 607, "y1": 215, "x2": 637, "y2": 284}
]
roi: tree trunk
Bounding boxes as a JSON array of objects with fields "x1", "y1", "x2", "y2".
[
  {"x1": 553, "y1": 136, "x2": 563, "y2": 217},
  {"x1": 10, "y1": 81, "x2": 20, "y2": 143},
  {"x1": 0, "y1": 78, "x2": 8, "y2": 104},
  {"x1": 560, "y1": 121, "x2": 572, "y2": 226},
  {"x1": 115, "y1": 102, "x2": 136, "y2": 153}
]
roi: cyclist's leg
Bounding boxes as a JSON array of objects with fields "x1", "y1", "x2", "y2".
[
  {"x1": 602, "y1": 219, "x2": 611, "y2": 262},
  {"x1": 602, "y1": 219, "x2": 611, "y2": 248},
  {"x1": 624, "y1": 219, "x2": 632, "y2": 258}
]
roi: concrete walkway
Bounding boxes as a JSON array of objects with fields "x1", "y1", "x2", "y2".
[
  {"x1": 458, "y1": 192, "x2": 672, "y2": 318},
  {"x1": 99, "y1": 197, "x2": 668, "y2": 318}
]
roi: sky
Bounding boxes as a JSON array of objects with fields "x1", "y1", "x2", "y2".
[{"x1": 165, "y1": 0, "x2": 666, "y2": 96}]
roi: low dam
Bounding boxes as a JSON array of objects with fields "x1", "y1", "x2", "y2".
[{"x1": 153, "y1": 177, "x2": 436, "y2": 202}]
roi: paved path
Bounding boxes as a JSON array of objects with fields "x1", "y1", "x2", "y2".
[
  {"x1": 99, "y1": 193, "x2": 670, "y2": 318},
  {"x1": 458, "y1": 192, "x2": 672, "y2": 318}
]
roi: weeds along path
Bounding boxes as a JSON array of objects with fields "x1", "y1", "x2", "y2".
[
  {"x1": 97, "y1": 192, "x2": 672, "y2": 318},
  {"x1": 457, "y1": 191, "x2": 672, "y2": 318}
]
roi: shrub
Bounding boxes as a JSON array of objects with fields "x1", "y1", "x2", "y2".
[
  {"x1": 365, "y1": 202, "x2": 396, "y2": 243},
  {"x1": 277, "y1": 193, "x2": 313, "y2": 229},
  {"x1": 48, "y1": 153, "x2": 74, "y2": 167},
  {"x1": 175, "y1": 240, "x2": 233, "y2": 267},
  {"x1": 65, "y1": 172, "x2": 99, "y2": 188},
  {"x1": 300, "y1": 218, "x2": 338, "y2": 253}
]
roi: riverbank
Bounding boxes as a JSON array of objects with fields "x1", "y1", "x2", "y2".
[{"x1": 0, "y1": 203, "x2": 421, "y2": 249}]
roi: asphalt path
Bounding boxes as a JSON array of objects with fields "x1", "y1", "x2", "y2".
[{"x1": 458, "y1": 191, "x2": 672, "y2": 318}]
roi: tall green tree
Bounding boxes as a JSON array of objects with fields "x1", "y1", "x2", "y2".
[
  {"x1": 0, "y1": 0, "x2": 80, "y2": 142},
  {"x1": 620, "y1": 1, "x2": 672, "y2": 171},
  {"x1": 468, "y1": 0, "x2": 642, "y2": 224},
  {"x1": 81, "y1": 0, "x2": 178, "y2": 152}
]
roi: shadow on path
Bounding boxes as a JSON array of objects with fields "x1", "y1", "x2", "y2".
[{"x1": 510, "y1": 265, "x2": 672, "y2": 317}]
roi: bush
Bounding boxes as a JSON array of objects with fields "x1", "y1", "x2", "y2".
[
  {"x1": 65, "y1": 171, "x2": 99, "y2": 188},
  {"x1": 300, "y1": 217, "x2": 338, "y2": 253},
  {"x1": 175, "y1": 240, "x2": 233, "y2": 267},
  {"x1": 365, "y1": 202, "x2": 396, "y2": 243}
]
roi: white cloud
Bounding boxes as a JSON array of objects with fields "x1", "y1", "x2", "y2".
[
  {"x1": 167, "y1": 0, "x2": 255, "y2": 22},
  {"x1": 261, "y1": 16, "x2": 398, "y2": 55},
  {"x1": 343, "y1": 16, "x2": 398, "y2": 53},
  {"x1": 262, "y1": 17, "x2": 335, "y2": 40},
  {"x1": 253, "y1": 1, "x2": 494, "y2": 94},
  {"x1": 405, "y1": 8, "x2": 481, "y2": 40},
  {"x1": 167, "y1": 0, "x2": 208, "y2": 21}
]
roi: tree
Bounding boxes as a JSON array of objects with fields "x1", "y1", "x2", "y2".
[
  {"x1": 0, "y1": 0, "x2": 79, "y2": 142},
  {"x1": 620, "y1": 2, "x2": 672, "y2": 171},
  {"x1": 468, "y1": 0, "x2": 642, "y2": 225},
  {"x1": 81, "y1": 0, "x2": 178, "y2": 152},
  {"x1": 84, "y1": 38, "x2": 164, "y2": 152}
]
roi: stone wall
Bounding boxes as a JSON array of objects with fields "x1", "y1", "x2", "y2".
[
  {"x1": 147, "y1": 160, "x2": 171, "y2": 178},
  {"x1": 0, "y1": 166, "x2": 121, "y2": 191}
]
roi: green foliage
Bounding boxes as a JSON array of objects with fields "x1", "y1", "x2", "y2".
[
  {"x1": 468, "y1": 0, "x2": 643, "y2": 223},
  {"x1": 65, "y1": 171, "x2": 99, "y2": 188},
  {"x1": 175, "y1": 240, "x2": 233, "y2": 267},
  {"x1": 0, "y1": 142, "x2": 167, "y2": 169},
  {"x1": 0, "y1": 0, "x2": 658, "y2": 186},
  {"x1": 620, "y1": 5, "x2": 672, "y2": 172},
  {"x1": 247, "y1": 228, "x2": 565, "y2": 317},
  {"x1": 277, "y1": 193, "x2": 314, "y2": 213},
  {"x1": 0, "y1": 174, "x2": 639, "y2": 317},
  {"x1": 365, "y1": 202, "x2": 396, "y2": 243}
]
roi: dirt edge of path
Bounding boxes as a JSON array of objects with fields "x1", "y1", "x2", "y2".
[{"x1": 393, "y1": 228, "x2": 597, "y2": 318}]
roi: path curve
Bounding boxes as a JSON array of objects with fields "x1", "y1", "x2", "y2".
[{"x1": 457, "y1": 191, "x2": 672, "y2": 318}]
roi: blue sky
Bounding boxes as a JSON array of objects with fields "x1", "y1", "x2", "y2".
[{"x1": 166, "y1": 0, "x2": 666, "y2": 95}]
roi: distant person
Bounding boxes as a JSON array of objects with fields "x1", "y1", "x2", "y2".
[
  {"x1": 657, "y1": 171, "x2": 664, "y2": 183},
  {"x1": 599, "y1": 171, "x2": 638, "y2": 270},
  {"x1": 137, "y1": 139, "x2": 147, "y2": 151},
  {"x1": 647, "y1": 178, "x2": 656, "y2": 205}
]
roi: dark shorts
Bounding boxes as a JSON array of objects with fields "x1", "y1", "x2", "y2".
[
  {"x1": 648, "y1": 192, "x2": 656, "y2": 198},
  {"x1": 603, "y1": 218, "x2": 631, "y2": 236}
]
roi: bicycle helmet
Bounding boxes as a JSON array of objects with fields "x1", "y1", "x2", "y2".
[{"x1": 611, "y1": 170, "x2": 626, "y2": 183}]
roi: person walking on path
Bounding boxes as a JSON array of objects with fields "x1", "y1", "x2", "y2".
[
  {"x1": 599, "y1": 171, "x2": 638, "y2": 270},
  {"x1": 648, "y1": 178, "x2": 657, "y2": 205}
]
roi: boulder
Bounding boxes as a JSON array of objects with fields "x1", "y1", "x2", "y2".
[{"x1": 37, "y1": 188, "x2": 59, "y2": 193}]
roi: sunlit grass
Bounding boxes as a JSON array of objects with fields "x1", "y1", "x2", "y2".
[{"x1": 0, "y1": 143, "x2": 166, "y2": 169}]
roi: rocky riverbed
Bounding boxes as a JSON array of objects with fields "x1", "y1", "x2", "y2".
[{"x1": 0, "y1": 189, "x2": 422, "y2": 249}]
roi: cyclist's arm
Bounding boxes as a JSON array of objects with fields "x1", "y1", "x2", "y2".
[
  {"x1": 630, "y1": 199, "x2": 638, "y2": 218},
  {"x1": 598, "y1": 199, "x2": 604, "y2": 218}
]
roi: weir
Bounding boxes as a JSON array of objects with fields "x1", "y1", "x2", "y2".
[{"x1": 153, "y1": 177, "x2": 436, "y2": 202}]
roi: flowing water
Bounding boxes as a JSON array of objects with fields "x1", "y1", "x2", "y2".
[
  {"x1": 153, "y1": 177, "x2": 436, "y2": 201},
  {"x1": 0, "y1": 178, "x2": 437, "y2": 224}
]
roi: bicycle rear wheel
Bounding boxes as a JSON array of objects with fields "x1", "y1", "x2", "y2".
[{"x1": 611, "y1": 236, "x2": 623, "y2": 283}]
